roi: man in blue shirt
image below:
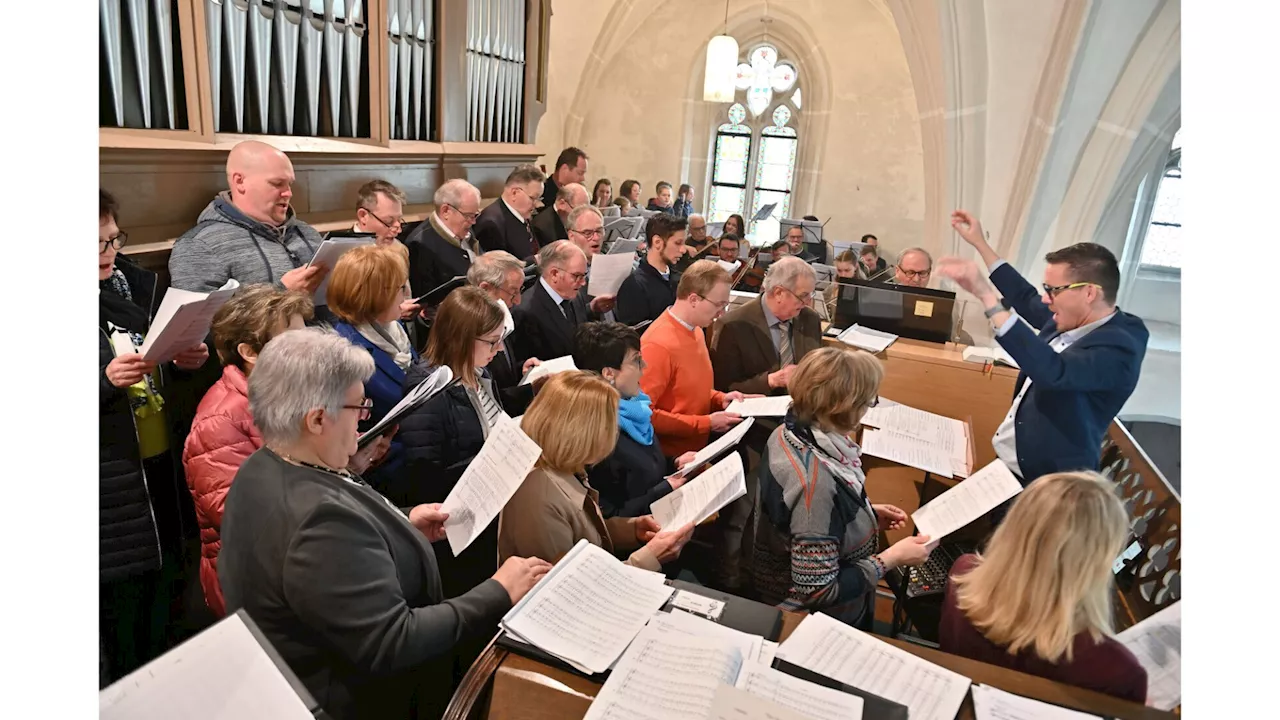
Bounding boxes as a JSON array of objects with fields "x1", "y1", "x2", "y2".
[{"x1": 938, "y1": 209, "x2": 1149, "y2": 486}]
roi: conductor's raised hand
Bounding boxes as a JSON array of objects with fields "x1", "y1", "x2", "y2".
[
  {"x1": 407, "y1": 502, "x2": 449, "y2": 542},
  {"x1": 644, "y1": 523, "x2": 695, "y2": 564},
  {"x1": 936, "y1": 257, "x2": 988, "y2": 297},
  {"x1": 949, "y1": 210, "x2": 986, "y2": 247},
  {"x1": 492, "y1": 556, "x2": 553, "y2": 604},
  {"x1": 106, "y1": 353, "x2": 157, "y2": 388}
]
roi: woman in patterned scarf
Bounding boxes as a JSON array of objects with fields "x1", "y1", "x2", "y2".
[{"x1": 98, "y1": 189, "x2": 210, "y2": 685}]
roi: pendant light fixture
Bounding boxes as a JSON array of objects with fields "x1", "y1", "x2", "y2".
[{"x1": 703, "y1": 0, "x2": 738, "y2": 102}]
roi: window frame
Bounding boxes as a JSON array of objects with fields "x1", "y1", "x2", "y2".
[{"x1": 1137, "y1": 143, "x2": 1182, "y2": 277}]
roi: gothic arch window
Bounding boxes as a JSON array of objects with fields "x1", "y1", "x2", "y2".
[
  {"x1": 1139, "y1": 129, "x2": 1182, "y2": 270},
  {"x1": 708, "y1": 43, "x2": 800, "y2": 243}
]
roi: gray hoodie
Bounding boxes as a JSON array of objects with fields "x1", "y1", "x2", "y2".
[{"x1": 168, "y1": 192, "x2": 323, "y2": 292}]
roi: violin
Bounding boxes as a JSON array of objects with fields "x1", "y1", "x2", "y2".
[{"x1": 733, "y1": 249, "x2": 764, "y2": 292}]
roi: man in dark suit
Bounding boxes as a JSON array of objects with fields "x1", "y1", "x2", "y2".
[
  {"x1": 402, "y1": 178, "x2": 482, "y2": 298},
  {"x1": 512, "y1": 240, "x2": 608, "y2": 363},
  {"x1": 940, "y1": 209, "x2": 1149, "y2": 486},
  {"x1": 468, "y1": 250, "x2": 541, "y2": 415},
  {"x1": 531, "y1": 182, "x2": 588, "y2": 250},
  {"x1": 616, "y1": 213, "x2": 686, "y2": 326},
  {"x1": 711, "y1": 256, "x2": 823, "y2": 396},
  {"x1": 540, "y1": 146, "x2": 588, "y2": 210},
  {"x1": 783, "y1": 224, "x2": 818, "y2": 262},
  {"x1": 474, "y1": 164, "x2": 545, "y2": 263}
]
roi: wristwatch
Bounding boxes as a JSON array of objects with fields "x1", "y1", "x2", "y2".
[{"x1": 983, "y1": 299, "x2": 1010, "y2": 319}]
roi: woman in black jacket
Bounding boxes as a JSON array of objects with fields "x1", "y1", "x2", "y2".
[
  {"x1": 571, "y1": 322, "x2": 698, "y2": 518},
  {"x1": 98, "y1": 190, "x2": 210, "y2": 684}
]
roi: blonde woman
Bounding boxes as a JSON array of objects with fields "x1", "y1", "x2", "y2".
[
  {"x1": 498, "y1": 371, "x2": 694, "y2": 569},
  {"x1": 752, "y1": 346, "x2": 931, "y2": 627},
  {"x1": 941, "y1": 471, "x2": 1146, "y2": 703}
]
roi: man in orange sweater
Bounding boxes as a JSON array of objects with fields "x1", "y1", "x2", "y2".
[{"x1": 640, "y1": 260, "x2": 746, "y2": 458}]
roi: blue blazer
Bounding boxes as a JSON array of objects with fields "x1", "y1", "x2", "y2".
[
  {"x1": 332, "y1": 322, "x2": 419, "y2": 483},
  {"x1": 990, "y1": 263, "x2": 1149, "y2": 483}
]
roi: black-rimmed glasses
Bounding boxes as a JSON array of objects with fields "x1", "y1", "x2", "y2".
[
  {"x1": 896, "y1": 266, "x2": 930, "y2": 279},
  {"x1": 362, "y1": 208, "x2": 403, "y2": 229},
  {"x1": 445, "y1": 204, "x2": 481, "y2": 223},
  {"x1": 100, "y1": 232, "x2": 129, "y2": 254},
  {"x1": 342, "y1": 398, "x2": 374, "y2": 421}
]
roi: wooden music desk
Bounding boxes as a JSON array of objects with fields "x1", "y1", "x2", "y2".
[{"x1": 449, "y1": 611, "x2": 1175, "y2": 720}]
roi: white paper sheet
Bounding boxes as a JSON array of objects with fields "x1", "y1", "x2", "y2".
[
  {"x1": 583, "y1": 624, "x2": 744, "y2": 720},
  {"x1": 587, "y1": 252, "x2": 635, "y2": 297},
  {"x1": 970, "y1": 684, "x2": 1102, "y2": 719},
  {"x1": 440, "y1": 415, "x2": 543, "y2": 555},
  {"x1": 718, "y1": 259, "x2": 743, "y2": 274},
  {"x1": 725, "y1": 396, "x2": 793, "y2": 417},
  {"x1": 757, "y1": 640, "x2": 779, "y2": 667},
  {"x1": 912, "y1": 459, "x2": 1023, "y2": 542},
  {"x1": 501, "y1": 540, "x2": 676, "y2": 674},
  {"x1": 357, "y1": 366, "x2": 454, "y2": 445},
  {"x1": 1116, "y1": 602, "x2": 1181, "y2": 711},
  {"x1": 837, "y1": 323, "x2": 898, "y2": 353},
  {"x1": 861, "y1": 428, "x2": 953, "y2": 478},
  {"x1": 651, "y1": 453, "x2": 746, "y2": 530},
  {"x1": 100, "y1": 613, "x2": 314, "y2": 720},
  {"x1": 647, "y1": 609, "x2": 761, "y2": 669},
  {"x1": 139, "y1": 279, "x2": 240, "y2": 363},
  {"x1": 308, "y1": 237, "x2": 375, "y2": 304},
  {"x1": 669, "y1": 418, "x2": 755, "y2": 480},
  {"x1": 777, "y1": 613, "x2": 970, "y2": 720},
  {"x1": 519, "y1": 355, "x2": 578, "y2": 385},
  {"x1": 860, "y1": 402, "x2": 970, "y2": 477},
  {"x1": 709, "y1": 684, "x2": 814, "y2": 720},
  {"x1": 735, "y1": 665, "x2": 865, "y2": 720}
]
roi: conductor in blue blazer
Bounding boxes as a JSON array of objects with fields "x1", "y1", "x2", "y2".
[{"x1": 937, "y1": 209, "x2": 1149, "y2": 486}]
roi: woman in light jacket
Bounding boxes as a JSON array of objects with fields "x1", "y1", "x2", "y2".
[{"x1": 498, "y1": 371, "x2": 694, "y2": 569}]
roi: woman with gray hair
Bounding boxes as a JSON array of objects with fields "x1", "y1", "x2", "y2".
[{"x1": 217, "y1": 327, "x2": 551, "y2": 720}]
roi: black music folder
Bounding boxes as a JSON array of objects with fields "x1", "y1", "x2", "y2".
[{"x1": 664, "y1": 580, "x2": 784, "y2": 641}]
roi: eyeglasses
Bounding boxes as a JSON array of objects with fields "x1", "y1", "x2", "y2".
[
  {"x1": 445, "y1": 204, "x2": 481, "y2": 223},
  {"x1": 342, "y1": 398, "x2": 374, "y2": 421},
  {"x1": 571, "y1": 227, "x2": 605, "y2": 239},
  {"x1": 476, "y1": 334, "x2": 505, "y2": 351},
  {"x1": 362, "y1": 208, "x2": 403, "y2": 229},
  {"x1": 896, "y1": 266, "x2": 931, "y2": 279},
  {"x1": 100, "y1": 232, "x2": 129, "y2": 254},
  {"x1": 780, "y1": 286, "x2": 815, "y2": 304},
  {"x1": 696, "y1": 294, "x2": 731, "y2": 312},
  {"x1": 497, "y1": 284, "x2": 522, "y2": 305},
  {"x1": 515, "y1": 186, "x2": 543, "y2": 207},
  {"x1": 1042, "y1": 281, "x2": 1101, "y2": 298},
  {"x1": 555, "y1": 267, "x2": 588, "y2": 283}
]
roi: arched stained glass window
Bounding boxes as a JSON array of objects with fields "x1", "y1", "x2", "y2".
[
  {"x1": 1138, "y1": 129, "x2": 1182, "y2": 270},
  {"x1": 708, "y1": 44, "x2": 801, "y2": 244}
]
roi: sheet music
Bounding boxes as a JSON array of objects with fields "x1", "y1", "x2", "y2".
[
  {"x1": 970, "y1": 685, "x2": 1101, "y2": 719},
  {"x1": 860, "y1": 402, "x2": 969, "y2": 477},
  {"x1": 358, "y1": 366, "x2": 454, "y2": 445},
  {"x1": 861, "y1": 428, "x2": 953, "y2": 478},
  {"x1": 757, "y1": 640, "x2": 779, "y2": 667},
  {"x1": 502, "y1": 540, "x2": 676, "y2": 674},
  {"x1": 440, "y1": 415, "x2": 542, "y2": 556},
  {"x1": 718, "y1": 259, "x2": 743, "y2": 274},
  {"x1": 583, "y1": 624, "x2": 744, "y2": 720},
  {"x1": 708, "y1": 684, "x2": 813, "y2": 720},
  {"x1": 651, "y1": 453, "x2": 746, "y2": 529},
  {"x1": 837, "y1": 324, "x2": 898, "y2": 353},
  {"x1": 777, "y1": 612, "x2": 970, "y2": 720},
  {"x1": 647, "y1": 609, "x2": 762, "y2": 669},
  {"x1": 520, "y1": 355, "x2": 578, "y2": 385},
  {"x1": 140, "y1": 279, "x2": 240, "y2": 363},
  {"x1": 725, "y1": 396, "x2": 792, "y2": 417},
  {"x1": 670, "y1": 418, "x2": 755, "y2": 479},
  {"x1": 588, "y1": 252, "x2": 636, "y2": 296},
  {"x1": 1116, "y1": 602, "x2": 1181, "y2": 711},
  {"x1": 308, "y1": 237, "x2": 375, "y2": 304},
  {"x1": 912, "y1": 460, "x2": 1023, "y2": 542},
  {"x1": 100, "y1": 613, "x2": 314, "y2": 720},
  {"x1": 735, "y1": 665, "x2": 865, "y2": 720}
]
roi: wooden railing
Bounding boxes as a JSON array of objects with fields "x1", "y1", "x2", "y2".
[{"x1": 1101, "y1": 419, "x2": 1181, "y2": 631}]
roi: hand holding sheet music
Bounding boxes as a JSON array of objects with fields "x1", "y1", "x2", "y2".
[
  {"x1": 501, "y1": 540, "x2": 675, "y2": 674},
  {"x1": 140, "y1": 279, "x2": 240, "y2": 363},
  {"x1": 357, "y1": 366, "x2": 454, "y2": 448},
  {"x1": 587, "y1": 252, "x2": 635, "y2": 297},
  {"x1": 308, "y1": 237, "x2": 374, "y2": 304},
  {"x1": 520, "y1": 355, "x2": 577, "y2": 385},
  {"x1": 651, "y1": 453, "x2": 747, "y2": 531},
  {"x1": 777, "y1": 612, "x2": 970, "y2": 720},
  {"x1": 670, "y1": 418, "x2": 755, "y2": 479},
  {"x1": 725, "y1": 396, "x2": 793, "y2": 417},
  {"x1": 440, "y1": 415, "x2": 542, "y2": 555},
  {"x1": 912, "y1": 460, "x2": 1023, "y2": 543}
]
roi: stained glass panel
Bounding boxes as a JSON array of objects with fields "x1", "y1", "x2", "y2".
[
  {"x1": 771, "y1": 105, "x2": 791, "y2": 127},
  {"x1": 750, "y1": 45, "x2": 778, "y2": 67},
  {"x1": 1140, "y1": 170, "x2": 1181, "y2": 269},
  {"x1": 713, "y1": 134, "x2": 751, "y2": 185},
  {"x1": 734, "y1": 63, "x2": 754, "y2": 90},
  {"x1": 747, "y1": 85, "x2": 771, "y2": 117},
  {"x1": 749, "y1": 190, "x2": 791, "y2": 242},
  {"x1": 727, "y1": 103, "x2": 747, "y2": 125},
  {"x1": 771, "y1": 63, "x2": 797, "y2": 92},
  {"x1": 709, "y1": 185, "x2": 746, "y2": 223},
  {"x1": 792, "y1": 88, "x2": 802, "y2": 110},
  {"x1": 758, "y1": 134, "x2": 797, "y2": 172}
]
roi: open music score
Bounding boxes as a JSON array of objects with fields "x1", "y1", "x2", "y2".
[
  {"x1": 440, "y1": 415, "x2": 542, "y2": 555},
  {"x1": 861, "y1": 400, "x2": 972, "y2": 478},
  {"x1": 140, "y1": 279, "x2": 240, "y2": 363},
  {"x1": 970, "y1": 684, "x2": 1102, "y2": 719},
  {"x1": 501, "y1": 540, "x2": 675, "y2": 674},
  {"x1": 651, "y1": 453, "x2": 746, "y2": 530},
  {"x1": 1116, "y1": 602, "x2": 1181, "y2": 711},
  {"x1": 862, "y1": 428, "x2": 954, "y2": 478},
  {"x1": 735, "y1": 666, "x2": 865, "y2": 720},
  {"x1": 725, "y1": 396, "x2": 793, "y2": 417},
  {"x1": 911, "y1": 459, "x2": 1023, "y2": 545},
  {"x1": 777, "y1": 613, "x2": 970, "y2": 720}
]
